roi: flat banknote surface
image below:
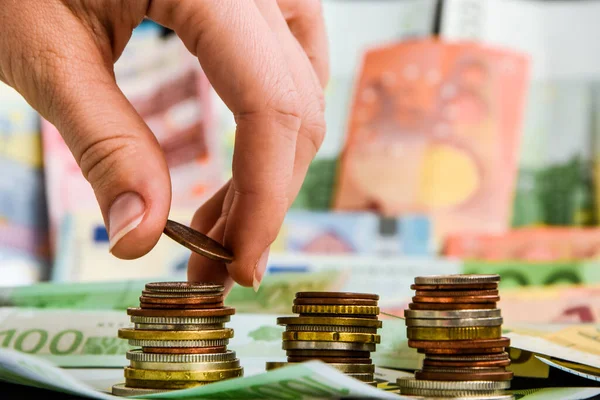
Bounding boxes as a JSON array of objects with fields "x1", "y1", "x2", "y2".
[
  {"x1": 1, "y1": 309, "x2": 600, "y2": 399},
  {"x1": 5, "y1": 257, "x2": 600, "y2": 324},
  {"x1": 333, "y1": 38, "x2": 529, "y2": 240}
]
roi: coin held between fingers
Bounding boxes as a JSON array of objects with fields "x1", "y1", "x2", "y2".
[{"x1": 162, "y1": 219, "x2": 234, "y2": 263}]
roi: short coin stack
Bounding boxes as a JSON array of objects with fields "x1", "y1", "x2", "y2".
[
  {"x1": 112, "y1": 282, "x2": 243, "y2": 397},
  {"x1": 267, "y1": 291, "x2": 382, "y2": 386},
  {"x1": 398, "y1": 274, "x2": 514, "y2": 399}
]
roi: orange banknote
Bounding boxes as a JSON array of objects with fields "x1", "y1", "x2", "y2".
[{"x1": 332, "y1": 39, "x2": 529, "y2": 239}]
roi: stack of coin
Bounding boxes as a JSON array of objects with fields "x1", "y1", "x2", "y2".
[
  {"x1": 111, "y1": 282, "x2": 243, "y2": 397},
  {"x1": 398, "y1": 274, "x2": 514, "y2": 399},
  {"x1": 266, "y1": 291, "x2": 382, "y2": 386}
]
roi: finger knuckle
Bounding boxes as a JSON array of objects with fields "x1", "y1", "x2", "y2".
[
  {"x1": 301, "y1": 0, "x2": 324, "y2": 17},
  {"x1": 301, "y1": 96, "x2": 327, "y2": 153},
  {"x1": 76, "y1": 133, "x2": 138, "y2": 191}
]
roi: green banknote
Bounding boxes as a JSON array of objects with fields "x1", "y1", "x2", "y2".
[
  {"x1": 2, "y1": 346, "x2": 600, "y2": 399},
  {"x1": 0, "y1": 347, "x2": 405, "y2": 399},
  {"x1": 0, "y1": 270, "x2": 343, "y2": 313}
]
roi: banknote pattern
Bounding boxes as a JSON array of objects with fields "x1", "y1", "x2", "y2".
[{"x1": 333, "y1": 39, "x2": 529, "y2": 241}]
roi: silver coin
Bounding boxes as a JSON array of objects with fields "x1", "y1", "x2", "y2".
[
  {"x1": 140, "y1": 290, "x2": 222, "y2": 298},
  {"x1": 134, "y1": 323, "x2": 225, "y2": 331},
  {"x1": 414, "y1": 274, "x2": 500, "y2": 285},
  {"x1": 426, "y1": 352, "x2": 509, "y2": 362},
  {"x1": 282, "y1": 340, "x2": 375, "y2": 352},
  {"x1": 144, "y1": 281, "x2": 224, "y2": 294},
  {"x1": 397, "y1": 377, "x2": 511, "y2": 390},
  {"x1": 111, "y1": 383, "x2": 170, "y2": 396},
  {"x1": 130, "y1": 315, "x2": 231, "y2": 325},
  {"x1": 126, "y1": 349, "x2": 237, "y2": 363},
  {"x1": 285, "y1": 325, "x2": 377, "y2": 334},
  {"x1": 400, "y1": 388, "x2": 507, "y2": 397},
  {"x1": 404, "y1": 309, "x2": 502, "y2": 319},
  {"x1": 128, "y1": 338, "x2": 229, "y2": 348},
  {"x1": 130, "y1": 359, "x2": 240, "y2": 371},
  {"x1": 405, "y1": 317, "x2": 503, "y2": 327},
  {"x1": 265, "y1": 362, "x2": 374, "y2": 374},
  {"x1": 346, "y1": 373, "x2": 374, "y2": 382}
]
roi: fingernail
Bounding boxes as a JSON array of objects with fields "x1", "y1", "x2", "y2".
[
  {"x1": 253, "y1": 247, "x2": 270, "y2": 292},
  {"x1": 108, "y1": 192, "x2": 145, "y2": 252}
]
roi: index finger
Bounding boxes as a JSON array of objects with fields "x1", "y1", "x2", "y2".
[{"x1": 147, "y1": 0, "x2": 302, "y2": 287}]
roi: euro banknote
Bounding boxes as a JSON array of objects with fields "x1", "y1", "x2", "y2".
[
  {"x1": 2, "y1": 308, "x2": 600, "y2": 399},
  {"x1": 6, "y1": 255, "x2": 600, "y2": 323},
  {"x1": 332, "y1": 38, "x2": 529, "y2": 241},
  {"x1": 440, "y1": 0, "x2": 600, "y2": 228},
  {"x1": 0, "y1": 348, "x2": 405, "y2": 400}
]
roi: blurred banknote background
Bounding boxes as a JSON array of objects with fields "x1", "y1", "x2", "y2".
[{"x1": 4, "y1": 0, "x2": 600, "y2": 398}]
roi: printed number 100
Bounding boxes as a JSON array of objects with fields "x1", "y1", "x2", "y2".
[{"x1": 0, "y1": 329, "x2": 84, "y2": 355}]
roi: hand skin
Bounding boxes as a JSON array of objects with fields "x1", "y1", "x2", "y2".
[{"x1": 0, "y1": 0, "x2": 329, "y2": 293}]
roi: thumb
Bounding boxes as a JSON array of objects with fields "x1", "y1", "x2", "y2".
[{"x1": 0, "y1": 4, "x2": 171, "y2": 259}]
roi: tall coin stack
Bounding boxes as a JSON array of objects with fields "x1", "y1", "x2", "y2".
[
  {"x1": 267, "y1": 292, "x2": 382, "y2": 386},
  {"x1": 397, "y1": 274, "x2": 514, "y2": 399},
  {"x1": 112, "y1": 282, "x2": 243, "y2": 397}
]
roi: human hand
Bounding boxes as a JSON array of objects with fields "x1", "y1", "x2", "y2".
[{"x1": 0, "y1": 0, "x2": 328, "y2": 292}]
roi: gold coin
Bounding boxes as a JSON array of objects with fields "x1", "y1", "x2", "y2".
[
  {"x1": 118, "y1": 328, "x2": 233, "y2": 341},
  {"x1": 291, "y1": 305, "x2": 379, "y2": 315},
  {"x1": 281, "y1": 331, "x2": 380, "y2": 344},
  {"x1": 130, "y1": 359, "x2": 240, "y2": 371},
  {"x1": 346, "y1": 373, "x2": 375, "y2": 382},
  {"x1": 266, "y1": 361, "x2": 293, "y2": 370},
  {"x1": 406, "y1": 326, "x2": 502, "y2": 341},
  {"x1": 111, "y1": 383, "x2": 170, "y2": 396},
  {"x1": 124, "y1": 366, "x2": 244, "y2": 382},
  {"x1": 125, "y1": 378, "x2": 207, "y2": 390},
  {"x1": 277, "y1": 316, "x2": 382, "y2": 328}
]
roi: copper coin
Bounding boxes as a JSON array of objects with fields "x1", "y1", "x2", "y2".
[
  {"x1": 142, "y1": 346, "x2": 227, "y2": 354},
  {"x1": 139, "y1": 302, "x2": 224, "y2": 309},
  {"x1": 415, "y1": 369, "x2": 513, "y2": 381},
  {"x1": 423, "y1": 359, "x2": 511, "y2": 368},
  {"x1": 426, "y1": 352, "x2": 510, "y2": 361},
  {"x1": 408, "y1": 302, "x2": 496, "y2": 310},
  {"x1": 409, "y1": 337, "x2": 510, "y2": 350},
  {"x1": 298, "y1": 313, "x2": 379, "y2": 319},
  {"x1": 287, "y1": 357, "x2": 372, "y2": 364},
  {"x1": 420, "y1": 347, "x2": 506, "y2": 355},
  {"x1": 293, "y1": 298, "x2": 379, "y2": 306},
  {"x1": 139, "y1": 294, "x2": 224, "y2": 304},
  {"x1": 411, "y1": 283, "x2": 498, "y2": 290},
  {"x1": 163, "y1": 219, "x2": 234, "y2": 263},
  {"x1": 412, "y1": 296, "x2": 500, "y2": 304},
  {"x1": 414, "y1": 290, "x2": 499, "y2": 297},
  {"x1": 285, "y1": 350, "x2": 371, "y2": 358},
  {"x1": 127, "y1": 307, "x2": 235, "y2": 317},
  {"x1": 296, "y1": 292, "x2": 379, "y2": 300}
]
